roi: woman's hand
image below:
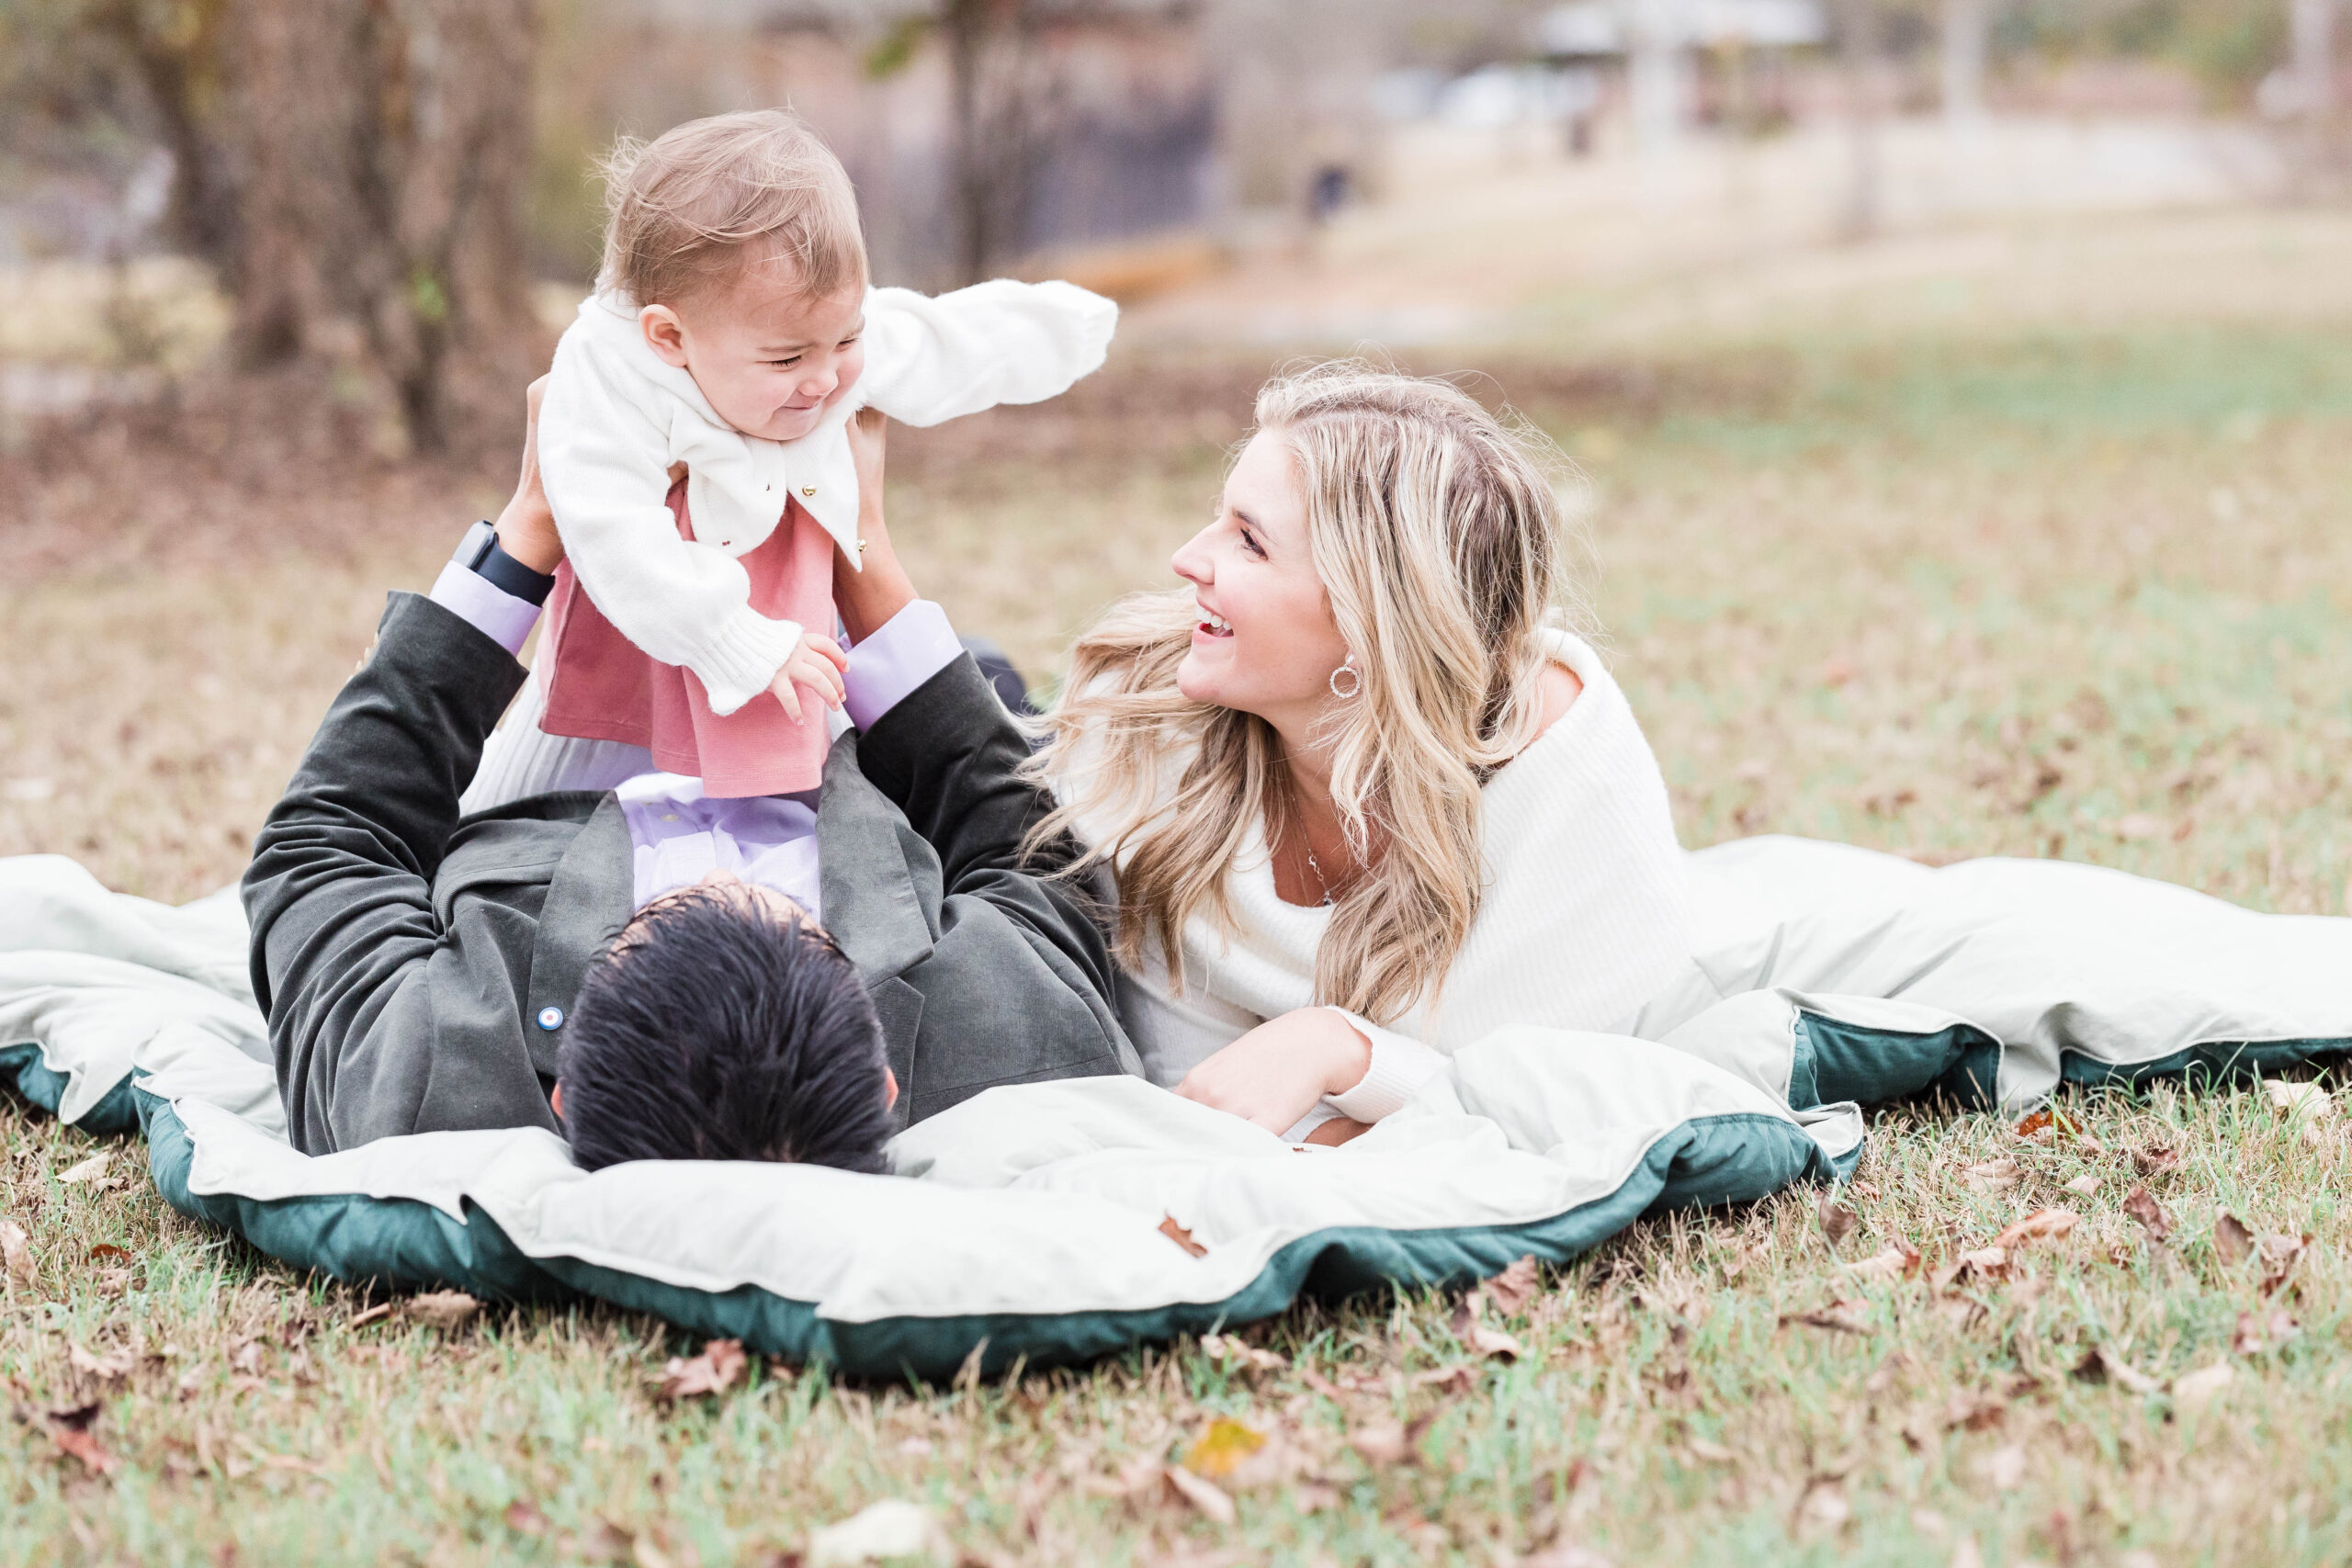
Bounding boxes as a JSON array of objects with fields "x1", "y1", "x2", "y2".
[
  {"x1": 494, "y1": 376, "x2": 563, "y2": 574},
  {"x1": 834, "y1": 407, "x2": 917, "y2": 642},
  {"x1": 1173, "y1": 1009, "x2": 1373, "y2": 1135}
]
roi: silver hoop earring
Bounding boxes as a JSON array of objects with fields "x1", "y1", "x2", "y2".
[{"x1": 1329, "y1": 656, "x2": 1361, "y2": 700}]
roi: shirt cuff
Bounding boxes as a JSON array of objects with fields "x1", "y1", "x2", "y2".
[
  {"x1": 430, "y1": 547, "x2": 542, "y2": 657},
  {"x1": 843, "y1": 599, "x2": 962, "y2": 731},
  {"x1": 1322, "y1": 1009, "x2": 1450, "y2": 1122}
]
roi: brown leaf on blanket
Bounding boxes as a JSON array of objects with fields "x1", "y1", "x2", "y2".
[
  {"x1": 2072, "y1": 1344, "x2": 2162, "y2": 1395},
  {"x1": 1483, "y1": 1255, "x2": 1543, "y2": 1316},
  {"x1": 1783, "y1": 1299, "x2": 1872, "y2": 1336},
  {"x1": 1990, "y1": 1208, "x2": 2077, "y2": 1250},
  {"x1": 1817, "y1": 1191, "x2": 1859, "y2": 1247},
  {"x1": 0, "y1": 1218, "x2": 34, "y2": 1286},
  {"x1": 2212, "y1": 1213, "x2": 2255, "y2": 1268},
  {"x1": 2258, "y1": 1233, "x2": 2312, "y2": 1298},
  {"x1": 1847, "y1": 1243, "x2": 1921, "y2": 1284},
  {"x1": 2233, "y1": 1309, "x2": 2301, "y2": 1356},
  {"x1": 1158, "y1": 1215, "x2": 1207, "y2": 1258},
  {"x1": 405, "y1": 1291, "x2": 481, "y2": 1331},
  {"x1": 657, "y1": 1338, "x2": 748, "y2": 1403},
  {"x1": 2121, "y1": 1186, "x2": 2173, "y2": 1243}
]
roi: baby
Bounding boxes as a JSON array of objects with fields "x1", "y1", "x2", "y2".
[{"x1": 519, "y1": 109, "x2": 1116, "y2": 800}]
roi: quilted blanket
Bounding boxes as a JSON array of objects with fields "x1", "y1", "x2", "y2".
[{"x1": 2, "y1": 840, "x2": 2344, "y2": 1379}]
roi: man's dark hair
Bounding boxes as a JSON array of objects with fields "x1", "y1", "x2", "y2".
[{"x1": 558, "y1": 886, "x2": 893, "y2": 1173}]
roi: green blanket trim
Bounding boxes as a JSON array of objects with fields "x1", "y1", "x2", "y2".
[
  {"x1": 132, "y1": 1087, "x2": 1835, "y2": 1381},
  {"x1": 1787, "y1": 1014, "x2": 2348, "y2": 1112},
  {"x1": 0, "y1": 1042, "x2": 141, "y2": 1134}
]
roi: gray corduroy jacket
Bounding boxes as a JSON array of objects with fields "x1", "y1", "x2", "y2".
[{"x1": 243, "y1": 591, "x2": 1140, "y2": 1156}]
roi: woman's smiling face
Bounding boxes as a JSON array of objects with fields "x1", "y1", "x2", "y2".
[{"x1": 1170, "y1": 430, "x2": 1352, "y2": 728}]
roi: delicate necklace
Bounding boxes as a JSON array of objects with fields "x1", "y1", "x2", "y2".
[{"x1": 1303, "y1": 843, "x2": 1337, "y2": 908}]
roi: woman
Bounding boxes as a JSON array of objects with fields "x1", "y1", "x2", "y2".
[{"x1": 1029, "y1": 361, "x2": 1693, "y2": 1145}]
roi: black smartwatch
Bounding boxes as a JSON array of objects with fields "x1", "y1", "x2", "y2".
[{"x1": 459, "y1": 520, "x2": 558, "y2": 606}]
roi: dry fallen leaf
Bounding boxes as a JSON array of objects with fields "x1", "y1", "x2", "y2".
[
  {"x1": 2131, "y1": 1144, "x2": 2181, "y2": 1177},
  {"x1": 405, "y1": 1291, "x2": 481, "y2": 1331},
  {"x1": 69, "y1": 1342, "x2": 138, "y2": 1386},
  {"x1": 56, "y1": 1153, "x2": 110, "y2": 1185},
  {"x1": 1349, "y1": 1422, "x2": 1412, "y2": 1467},
  {"x1": 2073, "y1": 1345, "x2": 2162, "y2": 1395},
  {"x1": 2262, "y1": 1080, "x2": 2337, "y2": 1122},
  {"x1": 1197, "y1": 1333, "x2": 1286, "y2": 1374},
  {"x1": 1, "y1": 1219, "x2": 35, "y2": 1287},
  {"x1": 1484, "y1": 1255, "x2": 1542, "y2": 1315},
  {"x1": 806, "y1": 1499, "x2": 954, "y2": 1568},
  {"x1": 1158, "y1": 1215, "x2": 1207, "y2": 1258},
  {"x1": 1990, "y1": 1208, "x2": 2078, "y2": 1250},
  {"x1": 1685, "y1": 1436, "x2": 1735, "y2": 1463},
  {"x1": 1411, "y1": 1363, "x2": 1477, "y2": 1395},
  {"x1": 2121, "y1": 1186, "x2": 2173, "y2": 1243},
  {"x1": 1817, "y1": 1190, "x2": 1859, "y2": 1247},
  {"x1": 1977, "y1": 1444, "x2": 2027, "y2": 1491},
  {"x1": 1160, "y1": 1463, "x2": 1237, "y2": 1525},
  {"x1": 2113, "y1": 813, "x2": 2169, "y2": 842},
  {"x1": 1182, "y1": 1418, "x2": 1266, "y2": 1480},
  {"x1": 2258, "y1": 1232, "x2": 2312, "y2": 1298},
  {"x1": 1785, "y1": 1299, "x2": 1872, "y2": 1336},
  {"x1": 1847, "y1": 1243, "x2": 1922, "y2": 1283},
  {"x1": 2172, "y1": 1361, "x2": 2233, "y2": 1414},
  {"x1": 1964, "y1": 1158, "x2": 2021, "y2": 1192},
  {"x1": 2213, "y1": 1213, "x2": 2255, "y2": 1268},
  {"x1": 2233, "y1": 1309, "x2": 2301, "y2": 1356},
  {"x1": 2063, "y1": 1174, "x2": 2100, "y2": 1197},
  {"x1": 1935, "y1": 1247, "x2": 2009, "y2": 1291},
  {"x1": 503, "y1": 1500, "x2": 550, "y2": 1536},
  {"x1": 657, "y1": 1338, "x2": 748, "y2": 1403},
  {"x1": 1797, "y1": 1480, "x2": 1850, "y2": 1530},
  {"x1": 1520, "y1": 1545, "x2": 1615, "y2": 1568},
  {"x1": 1449, "y1": 1292, "x2": 1525, "y2": 1359},
  {"x1": 42, "y1": 1404, "x2": 119, "y2": 1474}
]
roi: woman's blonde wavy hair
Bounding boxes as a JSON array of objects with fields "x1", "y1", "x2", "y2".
[{"x1": 1024, "y1": 360, "x2": 1581, "y2": 1023}]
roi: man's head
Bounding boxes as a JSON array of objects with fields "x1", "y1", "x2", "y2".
[{"x1": 555, "y1": 880, "x2": 896, "y2": 1173}]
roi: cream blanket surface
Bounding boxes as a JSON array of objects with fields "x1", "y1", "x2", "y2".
[{"x1": 3, "y1": 840, "x2": 2346, "y2": 1379}]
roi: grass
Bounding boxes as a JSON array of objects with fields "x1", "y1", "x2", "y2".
[{"x1": 3, "y1": 203, "x2": 2352, "y2": 1564}]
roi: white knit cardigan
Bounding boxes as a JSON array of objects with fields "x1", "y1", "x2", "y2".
[
  {"x1": 537, "y1": 279, "x2": 1117, "y2": 716},
  {"x1": 1061, "y1": 626, "x2": 1693, "y2": 1124}
]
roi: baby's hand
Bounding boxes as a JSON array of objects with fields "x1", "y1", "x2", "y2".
[{"x1": 770, "y1": 631, "x2": 849, "y2": 724}]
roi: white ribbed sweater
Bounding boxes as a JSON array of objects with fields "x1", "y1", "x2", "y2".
[{"x1": 1067, "y1": 627, "x2": 1693, "y2": 1120}]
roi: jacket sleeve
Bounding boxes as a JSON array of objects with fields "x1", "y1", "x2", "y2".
[
  {"x1": 241, "y1": 592, "x2": 553, "y2": 1153},
  {"x1": 537, "y1": 326, "x2": 804, "y2": 716},
  {"x1": 853, "y1": 654, "x2": 1120, "y2": 1008},
  {"x1": 857, "y1": 280, "x2": 1117, "y2": 428}
]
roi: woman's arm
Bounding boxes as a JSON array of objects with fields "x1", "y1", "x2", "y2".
[{"x1": 1172, "y1": 1008, "x2": 1374, "y2": 1137}]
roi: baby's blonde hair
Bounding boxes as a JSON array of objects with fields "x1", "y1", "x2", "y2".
[
  {"x1": 597, "y1": 109, "x2": 867, "y2": 306},
  {"x1": 1027, "y1": 361, "x2": 1578, "y2": 1024}
]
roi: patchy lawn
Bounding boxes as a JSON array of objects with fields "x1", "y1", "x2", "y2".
[{"x1": 2, "y1": 203, "x2": 2350, "y2": 1564}]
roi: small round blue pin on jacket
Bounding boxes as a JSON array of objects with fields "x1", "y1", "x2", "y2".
[{"x1": 537, "y1": 1005, "x2": 564, "y2": 1031}]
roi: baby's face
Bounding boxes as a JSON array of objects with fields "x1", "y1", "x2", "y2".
[{"x1": 640, "y1": 267, "x2": 866, "y2": 444}]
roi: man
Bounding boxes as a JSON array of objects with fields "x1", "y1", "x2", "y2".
[{"x1": 244, "y1": 402, "x2": 1138, "y2": 1168}]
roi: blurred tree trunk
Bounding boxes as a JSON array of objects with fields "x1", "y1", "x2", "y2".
[
  {"x1": 230, "y1": 0, "x2": 537, "y2": 451},
  {"x1": 1940, "y1": 0, "x2": 1989, "y2": 133},
  {"x1": 1835, "y1": 0, "x2": 1886, "y2": 241},
  {"x1": 940, "y1": 0, "x2": 1065, "y2": 284},
  {"x1": 90, "y1": 0, "x2": 537, "y2": 452}
]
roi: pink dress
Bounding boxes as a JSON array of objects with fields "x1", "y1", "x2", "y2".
[{"x1": 538, "y1": 478, "x2": 834, "y2": 798}]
